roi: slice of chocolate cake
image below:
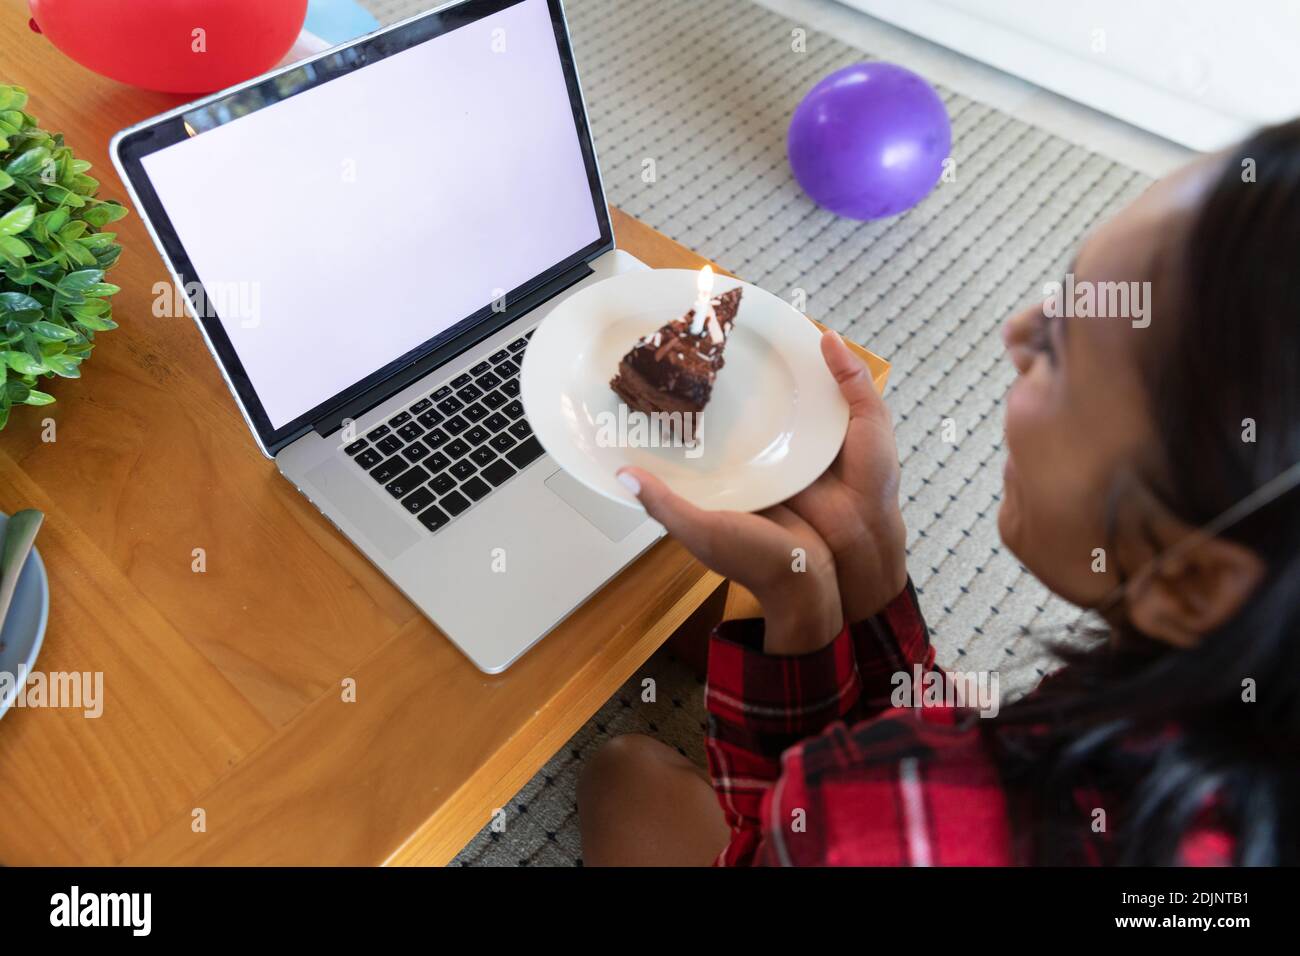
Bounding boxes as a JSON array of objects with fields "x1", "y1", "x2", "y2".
[{"x1": 610, "y1": 287, "x2": 742, "y2": 416}]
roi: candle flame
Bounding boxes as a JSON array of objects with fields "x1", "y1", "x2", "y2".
[
  {"x1": 696, "y1": 265, "x2": 714, "y2": 298},
  {"x1": 690, "y1": 266, "x2": 716, "y2": 335}
]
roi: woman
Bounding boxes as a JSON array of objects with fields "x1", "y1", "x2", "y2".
[{"x1": 577, "y1": 119, "x2": 1300, "y2": 866}]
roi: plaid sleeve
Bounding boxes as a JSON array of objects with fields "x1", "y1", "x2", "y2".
[
  {"x1": 704, "y1": 618, "x2": 861, "y2": 864},
  {"x1": 750, "y1": 706, "x2": 1016, "y2": 866},
  {"x1": 704, "y1": 580, "x2": 934, "y2": 865},
  {"x1": 848, "y1": 578, "x2": 935, "y2": 713}
]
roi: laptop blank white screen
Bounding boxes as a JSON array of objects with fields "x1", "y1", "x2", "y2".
[{"x1": 141, "y1": 0, "x2": 601, "y2": 429}]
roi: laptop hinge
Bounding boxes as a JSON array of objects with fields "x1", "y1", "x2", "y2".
[{"x1": 311, "y1": 259, "x2": 594, "y2": 438}]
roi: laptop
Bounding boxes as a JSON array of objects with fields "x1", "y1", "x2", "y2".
[{"x1": 111, "y1": 0, "x2": 663, "y2": 673}]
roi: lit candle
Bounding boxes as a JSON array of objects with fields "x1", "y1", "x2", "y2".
[{"x1": 689, "y1": 265, "x2": 714, "y2": 335}]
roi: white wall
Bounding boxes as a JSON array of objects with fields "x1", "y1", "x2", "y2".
[{"x1": 835, "y1": 0, "x2": 1300, "y2": 150}]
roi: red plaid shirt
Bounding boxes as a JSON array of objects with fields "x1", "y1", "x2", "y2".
[{"x1": 705, "y1": 581, "x2": 1233, "y2": 866}]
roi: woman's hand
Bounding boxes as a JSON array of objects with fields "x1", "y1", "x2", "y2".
[
  {"x1": 784, "y1": 330, "x2": 909, "y2": 623},
  {"x1": 616, "y1": 469, "x2": 844, "y2": 656}
]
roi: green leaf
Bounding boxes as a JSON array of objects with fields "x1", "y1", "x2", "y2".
[
  {"x1": 75, "y1": 312, "x2": 118, "y2": 332},
  {"x1": 83, "y1": 201, "x2": 127, "y2": 227},
  {"x1": 44, "y1": 184, "x2": 85, "y2": 207},
  {"x1": 69, "y1": 298, "x2": 109, "y2": 318},
  {"x1": 0, "y1": 86, "x2": 28, "y2": 111},
  {"x1": 31, "y1": 320, "x2": 75, "y2": 341},
  {"x1": 43, "y1": 353, "x2": 81, "y2": 378},
  {"x1": 44, "y1": 207, "x2": 69, "y2": 233},
  {"x1": 3, "y1": 265, "x2": 38, "y2": 286},
  {"x1": 59, "y1": 237, "x2": 96, "y2": 267},
  {"x1": 3, "y1": 350, "x2": 44, "y2": 375},
  {"x1": 0, "y1": 291, "x2": 42, "y2": 315},
  {"x1": 79, "y1": 232, "x2": 116, "y2": 250},
  {"x1": 0, "y1": 169, "x2": 12, "y2": 189},
  {"x1": 0, "y1": 234, "x2": 31, "y2": 257},
  {"x1": 23, "y1": 388, "x2": 55, "y2": 406},
  {"x1": 56, "y1": 267, "x2": 104, "y2": 296},
  {"x1": 0, "y1": 201, "x2": 36, "y2": 236},
  {"x1": 91, "y1": 245, "x2": 122, "y2": 270},
  {"x1": 4, "y1": 145, "x2": 50, "y2": 177},
  {"x1": 79, "y1": 206, "x2": 111, "y2": 228}
]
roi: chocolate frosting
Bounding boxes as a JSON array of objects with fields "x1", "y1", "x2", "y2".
[{"x1": 610, "y1": 287, "x2": 742, "y2": 414}]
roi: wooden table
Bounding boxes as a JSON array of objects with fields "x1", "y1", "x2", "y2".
[{"x1": 0, "y1": 2, "x2": 888, "y2": 865}]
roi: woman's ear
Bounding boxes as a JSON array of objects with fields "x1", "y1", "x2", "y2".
[{"x1": 1124, "y1": 531, "x2": 1265, "y2": 647}]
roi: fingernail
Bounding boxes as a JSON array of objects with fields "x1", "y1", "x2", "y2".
[{"x1": 616, "y1": 470, "x2": 641, "y2": 496}]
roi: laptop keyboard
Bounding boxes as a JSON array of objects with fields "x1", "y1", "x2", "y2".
[{"x1": 342, "y1": 330, "x2": 543, "y2": 533}]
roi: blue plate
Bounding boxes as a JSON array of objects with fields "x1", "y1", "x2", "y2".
[{"x1": 0, "y1": 511, "x2": 50, "y2": 720}]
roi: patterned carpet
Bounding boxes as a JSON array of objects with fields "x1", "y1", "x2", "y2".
[{"x1": 361, "y1": 0, "x2": 1149, "y2": 865}]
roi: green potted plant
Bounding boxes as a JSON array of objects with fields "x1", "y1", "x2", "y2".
[{"x1": 0, "y1": 82, "x2": 127, "y2": 430}]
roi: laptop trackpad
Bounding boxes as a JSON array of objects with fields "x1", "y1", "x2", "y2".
[{"x1": 544, "y1": 469, "x2": 646, "y2": 542}]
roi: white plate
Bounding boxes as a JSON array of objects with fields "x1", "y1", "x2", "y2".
[
  {"x1": 0, "y1": 511, "x2": 50, "y2": 721},
  {"x1": 521, "y1": 269, "x2": 849, "y2": 512}
]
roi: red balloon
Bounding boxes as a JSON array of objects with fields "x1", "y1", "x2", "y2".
[{"x1": 29, "y1": 0, "x2": 309, "y2": 94}]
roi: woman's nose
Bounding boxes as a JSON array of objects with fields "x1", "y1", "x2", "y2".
[{"x1": 1003, "y1": 307, "x2": 1035, "y2": 375}]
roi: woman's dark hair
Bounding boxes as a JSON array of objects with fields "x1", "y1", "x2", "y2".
[{"x1": 990, "y1": 118, "x2": 1300, "y2": 866}]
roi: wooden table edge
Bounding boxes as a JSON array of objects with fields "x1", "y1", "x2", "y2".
[{"x1": 384, "y1": 568, "x2": 726, "y2": 866}]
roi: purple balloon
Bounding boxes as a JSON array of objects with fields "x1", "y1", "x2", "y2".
[{"x1": 788, "y1": 62, "x2": 951, "y2": 221}]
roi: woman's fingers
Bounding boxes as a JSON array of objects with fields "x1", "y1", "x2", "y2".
[
  {"x1": 784, "y1": 331, "x2": 909, "y2": 623},
  {"x1": 618, "y1": 468, "x2": 845, "y2": 645},
  {"x1": 617, "y1": 467, "x2": 810, "y2": 591},
  {"x1": 820, "y1": 328, "x2": 899, "y2": 492},
  {"x1": 618, "y1": 466, "x2": 730, "y2": 566},
  {"x1": 820, "y1": 328, "x2": 886, "y2": 421}
]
